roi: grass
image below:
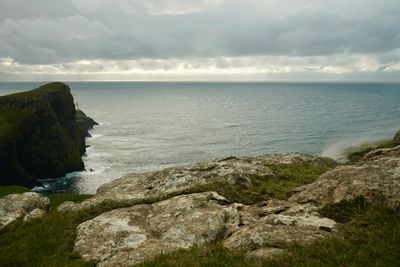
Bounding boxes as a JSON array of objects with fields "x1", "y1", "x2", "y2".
[
  {"x1": 345, "y1": 140, "x2": 396, "y2": 164},
  {"x1": 0, "y1": 185, "x2": 29, "y2": 198},
  {"x1": 188, "y1": 161, "x2": 335, "y2": 204}
]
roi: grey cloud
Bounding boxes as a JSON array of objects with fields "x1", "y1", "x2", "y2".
[{"x1": 0, "y1": 0, "x2": 399, "y2": 80}]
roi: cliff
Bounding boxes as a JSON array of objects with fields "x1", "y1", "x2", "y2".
[{"x1": 0, "y1": 82, "x2": 97, "y2": 187}]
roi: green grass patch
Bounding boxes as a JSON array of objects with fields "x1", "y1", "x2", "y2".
[
  {"x1": 188, "y1": 161, "x2": 336, "y2": 204},
  {"x1": 48, "y1": 194, "x2": 93, "y2": 210},
  {"x1": 0, "y1": 185, "x2": 29, "y2": 198}
]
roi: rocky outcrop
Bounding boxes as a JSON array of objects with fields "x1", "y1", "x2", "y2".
[
  {"x1": 223, "y1": 201, "x2": 336, "y2": 251},
  {"x1": 76, "y1": 109, "x2": 98, "y2": 138},
  {"x1": 74, "y1": 192, "x2": 240, "y2": 266},
  {"x1": 290, "y1": 145, "x2": 400, "y2": 209},
  {"x1": 394, "y1": 131, "x2": 400, "y2": 145},
  {"x1": 0, "y1": 192, "x2": 49, "y2": 229},
  {"x1": 73, "y1": 192, "x2": 337, "y2": 266},
  {"x1": 58, "y1": 153, "x2": 334, "y2": 212},
  {"x1": 61, "y1": 134, "x2": 400, "y2": 265},
  {"x1": 0, "y1": 82, "x2": 97, "y2": 187}
]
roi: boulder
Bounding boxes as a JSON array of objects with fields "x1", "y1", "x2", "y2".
[
  {"x1": 23, "y1": 208, "x2": 46, "y2": 222},
  {"x1": 290, "y1": 145, "x2": 400, "y2": 209},
  {"x1": 245, "y1": 248, "x2": 285, "y2": 260},
  {"x1": 73, "y1": 192, "x2": 337, "y2": 266},
  {"x1": 0, "y1": 192, "x2": 49, "y2": 229},
  {"x1": 224, "y1": 202, "x2": 336, "y2": 251},
  {"x1": 73, "y1": 192, "x2": 240, "y2": 266}
]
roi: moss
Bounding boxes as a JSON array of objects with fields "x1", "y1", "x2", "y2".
[{"x1": 0, "y1": 185, "x2": 29, "y2": 198}]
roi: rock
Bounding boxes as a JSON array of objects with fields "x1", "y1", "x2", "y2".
[
  {"x1": 76, "y1": 109, "x2": 99, "y2": 138},
  {"x1": 23, "y1": 208, "x2": 46, "y2": 222},
  {"x1": 73, "y1": 192, "x2": 241, "y2": 266},
  {"x1": 223, "y1": 202, "x2": 336, "y2": 251},
  {"x1": 290, "y1": 145, "x2": 400, "y2": 209},
  {"x1": 57, "y1": 201, "x2": 77, "y2": 213},
  {"x1": 0, "y1": 82, "x2": 96, "y2": 187},
  {"x1": 394, "y1": 131, "x2": 400, "y2": 145},
  {"x1": 60, "y1": 153, "x2": 333, "y2": 212},
  {"x1": 245, "y1": 247, "x2": 285, "y2": 260},
  {"x1": 0, "y1": 192, "x2": 49, "y2": 229}
]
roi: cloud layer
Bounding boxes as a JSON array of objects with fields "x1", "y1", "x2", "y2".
[{"x1": 0, "y1": 0, "x2": 399, "y2": 80}]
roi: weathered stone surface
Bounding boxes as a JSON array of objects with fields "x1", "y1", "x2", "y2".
[
  {"x1": 224, "y1": 202, "x2": 336, "y2": 251},
  {"x1": 74, "y1": 192, "x2": 240, "y2": 266},
  {"x1": 59, "y1": 153, "x2": 332, "y2": 212},
  {"x1": 245, "y1": 247, "x2": 285, "y2": 260},
  {"x1": 290, "y1": 146, "x2": 400, "y2": 209},
  {"x1": 23, "y1": 208, "x2": 46, "y2": 222},
  {"x1": 0, "y1": 192, "x2": 49, "y2": 229}
]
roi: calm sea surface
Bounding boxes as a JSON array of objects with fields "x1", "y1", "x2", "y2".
[{"x1": 1, "y1": 82, "x2": 400, "y2": 194}]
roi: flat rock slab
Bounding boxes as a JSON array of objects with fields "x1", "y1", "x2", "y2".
[
  {"x1": 74, "y1": 192, "x2": 240, "y2": 266},
  {"x1": 224, "y1": 202, "x2": 336, "y2": 250},
  {"x1": 74, "y1": 192, "x2": 336, "y2": 266},
  {"x1": 0, "y1": 192, "x2": 49, "y2": 229}
]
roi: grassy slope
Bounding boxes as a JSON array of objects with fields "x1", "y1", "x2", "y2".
[{"x1": 0, "y1": 83, "x2": 65, "y2": 140}]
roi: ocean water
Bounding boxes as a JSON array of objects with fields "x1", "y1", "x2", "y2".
[{"x1": 1, "y1": 82, "x2": 400, "y2": 194}]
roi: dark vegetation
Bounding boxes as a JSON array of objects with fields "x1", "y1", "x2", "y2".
[{"x1": 0, "y1": 82, "x2": 97, "y2": 187}]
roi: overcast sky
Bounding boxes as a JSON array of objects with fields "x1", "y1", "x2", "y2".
[{"x1": 0, "y1": 0, "x2": 399, "y2": 81}]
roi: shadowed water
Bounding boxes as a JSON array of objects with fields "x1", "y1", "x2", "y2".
[{"x1": 1, "y1": 82, "x2": 400, "y2": 194}]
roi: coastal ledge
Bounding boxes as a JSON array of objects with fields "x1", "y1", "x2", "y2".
[{"x1": 0, "y1": 82, "x2": 97, "y2": 187}]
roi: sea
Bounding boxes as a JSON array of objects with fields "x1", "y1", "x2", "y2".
[{"x1": 1, "y1": 82, "x2": 400, "y2": 194}]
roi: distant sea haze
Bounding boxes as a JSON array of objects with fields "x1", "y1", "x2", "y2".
[{"x1": 1, "y1": 82, "x2": 400, "y2": 194}]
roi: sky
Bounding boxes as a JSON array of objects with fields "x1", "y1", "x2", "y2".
[{"x1": 0, "y1": 0, "x2": 400, "y2": 81}]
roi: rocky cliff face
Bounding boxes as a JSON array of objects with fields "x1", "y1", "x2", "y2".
[{"x1": 0, "y1": 82, "x2": 97, "y2": 187}]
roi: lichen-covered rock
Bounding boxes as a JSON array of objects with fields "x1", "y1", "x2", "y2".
[
  {"x1": 224, "y1": 202, "x2": 336, "y2": 251},
  {"x1": 74, "y1": 192, "x2": 240, "y2": 266},
  {"x1": 245, "y1": 247, "x2": 285, "y2": 260},
  {"x1": 0, "y1": 192, "x2": 49, "y2": 229},
  {"x1": 290, "y1": 146, "x2": 400, "y2": 209},
  {"x1": 23, "y1": 208, "x2": 46, "y2": 222},
  {"x1": 60, "y1": 153, "x2": 332, "y2": 212}
]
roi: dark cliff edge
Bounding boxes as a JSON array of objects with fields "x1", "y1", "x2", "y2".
[{"x1": 0, "y1": 82, "x2": 97, "y2": 187}]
